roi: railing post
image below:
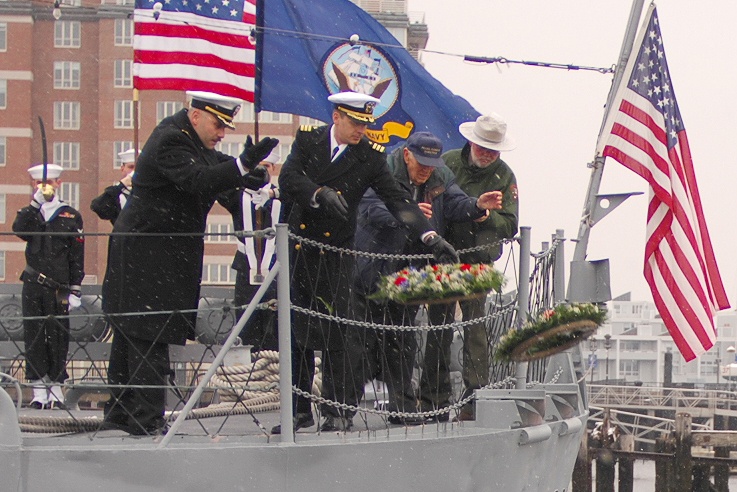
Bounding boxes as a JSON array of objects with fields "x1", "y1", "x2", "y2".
[
  {"x1": 553, "y1": 229, "x2": 566, "y2": 304},
  {"x1": 674, "y1": 413, "x2": 692, "y2": 492},
  {"x1": 515, "y1": 226, "x2": 531, "y2": 389},
  {"x1": 276, "y1": 223, "x2": 294, "y2": 444}
]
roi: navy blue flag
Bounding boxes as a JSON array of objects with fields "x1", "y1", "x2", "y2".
[{"x1": 255, "y1": 0, "x2": 479, "y2": 149}]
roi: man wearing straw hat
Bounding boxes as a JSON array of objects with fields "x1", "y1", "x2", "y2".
[{"x1": 419, "y1": 113, "x2": 519, "y2": 421}]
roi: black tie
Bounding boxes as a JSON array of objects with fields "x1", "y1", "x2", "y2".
[{"x1": 331, "y1": 146, "x2": 339, "y2": 160}]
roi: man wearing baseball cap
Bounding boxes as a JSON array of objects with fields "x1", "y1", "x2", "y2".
[
  {"x1": 431, "y1": 112, "x2": 519, "y2": 421},
  {"x1": 13, "y1": 163, "x2": 85, "y2": 410},
  {"x1": 101, "y1": 90, "x2": 277, "y2": 435},
  {"x1": 351, "y1": 131, "x2": 504, "y2": 425}
]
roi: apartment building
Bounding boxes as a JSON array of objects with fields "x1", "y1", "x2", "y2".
[
  {"x1": 0, "y1": 0, "x2": 428, "y2": 287},
  {"x1": 590, "y1": 293, "x2": 734, "y2": 386}
]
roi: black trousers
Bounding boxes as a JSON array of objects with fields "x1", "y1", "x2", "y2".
[
  {"x1": 22, "y1": 281, "x2": 70, "y2": 383},
  {"x1": 104, "y1": 329, "x2": 169, "y2": 432},
  {"x1": 418, "y1": 303, "x2": 455, "y2": 410},
  {"x1": 234, "y1": 269, "x2": 278, "y2": 352},
  {"x1": 319, "y1": 296, "x2": 419, "y2": 418}
]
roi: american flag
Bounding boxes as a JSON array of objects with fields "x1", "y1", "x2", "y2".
[
  {"x1": 133, "y1": 0, "x2": 256, "y2": 101},
  {"x1": 597, "y1": 5, "x2": 730, "y2": 361}
]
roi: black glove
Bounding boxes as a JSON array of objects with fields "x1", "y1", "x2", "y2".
[
  {"x1": 315, "y1": 186, "x2": 349, "y2": 222},
  {"x1": 239, "y1": 136, "x2": 279, "y2": 170},
  {"x1": 242, "y1": 165, "x2": 271, "y2": 191},
  {"x1": 425, "y1": 234, "x2": 459, "y2": 264}
]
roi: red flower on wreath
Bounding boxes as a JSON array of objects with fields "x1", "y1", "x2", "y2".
[
  {"x1": 395, "y1": 277, "x2": 408, "y2": 286},
  {"x1": 460, "y1": 264, "x2": 472, "y2": 271}
]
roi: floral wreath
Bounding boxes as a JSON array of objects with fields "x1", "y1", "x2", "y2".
[
  {"x1": 495, "y1": 303, "x2": 607, "y2": 362},
  {"x1": 370, "y1": 263, "x2": 505, "y2": 305}
]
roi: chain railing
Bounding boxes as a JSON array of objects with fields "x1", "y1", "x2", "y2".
[{"x1": 0, "y1": 224, "x2": 568, "y2": 443}]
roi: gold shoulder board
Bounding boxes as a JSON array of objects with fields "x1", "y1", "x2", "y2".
[{"x1": 370, "y1": 142, "x2": 386, "y2": 153}]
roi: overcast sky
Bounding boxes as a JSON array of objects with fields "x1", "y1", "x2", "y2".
[{"x1": 408, "y1": 0, "x2": 737, "y2": 310}]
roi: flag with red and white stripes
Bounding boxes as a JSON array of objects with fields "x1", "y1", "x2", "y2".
[
  {"x1": 132, "y1": 0, "x2": 256, "y2": 101},
  {"x1": 597, "y1": 5, "x2": 730, "y2": 361}
]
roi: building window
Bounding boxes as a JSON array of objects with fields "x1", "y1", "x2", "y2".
[
  {"x1": 0, "y1": 79, "x2": 6, "y2": 108},
  {"x1": 0, "y1": 23, "x2": 6, "y2": 52},
  {"x1": 156, "y1": 101, "x2": 183, "y2": 121},
  {"x1": 619, "y1": 360, "x2": 640, "y2": 378},
  {"x1": 113, "y1": 141, "x2": 134, "y2": 167},
  {"x1": 0, "y1": 193, "x2": 5, "y2": 224},
  {"x1": 116, "y1": 0, "x2": 134, "y2": 4},
  {"x1": 299, "y1": 116, "x2": 325, "y2": 126},
  {"x1": 205, "y1": 223, "x2": 235, "y2": 243},
  {"x1": 216, "y1": 142, "x2": 240, "y2": 158},
  {"x1": 59, "y1": 182, "x2": 80, "y2": 210},
  {"x1": 0, "y1": 251, "x2": 5, "y2": 281},
  {"x1": 620, "y1": 340, "x2": 641, "y2": 352},
  {"x1": 114, "y1": 19, "x2": 133, "y2": 46},
  {"x1": 54, "y1": 21, "x2": 81, "y2": 48},
  {"x1": 53, "y1": 101, "x2": 81, "y2": 129},
  {"x1": 114, "y1": 100, "x2": 134, "y2": 128},
  {"x1": 53, "y1": 142, "x2": 80, "y2": 170},
  {"x1": 201, "y1": 263, "x2": 236, "y2": 284},
  {"x1": 0, "y1": 136, "x2": 5, "y2": 166},
  {"x1": 233, "y1": 103, "x2": 254, "y2": 123},
  {"x1": 275, "y1": 143, "x2": 290, "y2": 163},
  {"x1": 259, "y1": 111, "x2": 292, "y2": 124},
  {"x1": 53, "y1": 61, "x2": 81, "y2": 89},
  {"x1": 113, "y1": 59, "x2": 132, "y2": 88}
]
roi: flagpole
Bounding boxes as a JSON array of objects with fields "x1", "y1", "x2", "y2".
[
  {"x1": 571, "y1": 0, "x2": 645, "y2": 263},
  {"x1": 133, "y1": 88, "x2": 140, "y2": 158}
]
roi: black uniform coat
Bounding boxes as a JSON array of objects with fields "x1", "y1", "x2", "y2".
[
  {"x1": 102, "y1": 109, "x2": 246, "y2": 345},
  {"x1": 279, "y1": 124, "x2": 434, "y2": 350},
  {"x1": 90, "y1": 182, "x2": 129, "y2": 225}
]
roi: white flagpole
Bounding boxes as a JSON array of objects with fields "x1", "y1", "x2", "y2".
[{"x1": 571, "y1": 0, "x2": 646, "y2": 263}]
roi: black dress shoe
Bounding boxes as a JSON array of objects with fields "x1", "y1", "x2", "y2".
[
  {"x1": 125, "y1": 422, "x2": 170, "y2": 437},
  {"x1": 29, "y1": 401, "x2": 47, "y2": 410},
  {"x1": 271, "y1": 412, "x2": 315, "y2": 434},
  {"x1": 47, "y1": 401, "x2": 68, "y2": 411},
  {"x1": 319, "y1": 415, "x2": 353, "y2": 432},
  {"x1": 388, "y1": 414, "x2": 427, "y2": 426},
  {"x1": 425, "y1": 411, "x2": 450, "y2": 423}
]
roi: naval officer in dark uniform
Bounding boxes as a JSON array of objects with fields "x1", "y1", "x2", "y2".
[
  {"x1": 13, "y1": 163, "x2": 85, "y2": 410},
  {"x1": 102, "y1": 91, "x2": 277, "y2": 435},
  {"x1": 90, "y1": 148, "x2": 137, "y2": 225},
  {"x1": 275, "y1": 92, "x2": 459, "y2": 433}
]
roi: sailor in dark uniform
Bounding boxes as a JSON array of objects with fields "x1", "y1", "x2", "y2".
[
  {"x1": 218, "y1": 149, "x2": 281, "y2": 352},
  {"x1": 90, "y1": 148, "x2": 137, "y2": 225},
  {"x1": 276, "y1": 91, "x2": 459, "y2": 433},
  {"x1": 13, "y1": 163, "x2": 85, "y2": 410},
  {"x1": 101, "y1": 91, "x2": 277, "y2": 435}
]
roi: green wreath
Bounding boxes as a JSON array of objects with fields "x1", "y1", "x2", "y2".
[{"x1": 495, "y1": 303, "x2": 607, "y2": 362}]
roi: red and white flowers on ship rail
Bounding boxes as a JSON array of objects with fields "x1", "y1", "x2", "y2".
[{"x1": 370, "y1": 263, "x2": 505, "y2": 304}]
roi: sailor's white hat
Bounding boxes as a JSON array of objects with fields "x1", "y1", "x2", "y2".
[
  {"x1": 328, "y1": 92, "x2": 380, "y2": 123},
  {"x1": 187, "y1": 90, "x2": 243, "y2": 130},
  {"x1": 28, "y1": 164, "x2": 63, "y2": 180},
  {"x1": 118, "y1": 148, "x2": 137, "y2": 164}
]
